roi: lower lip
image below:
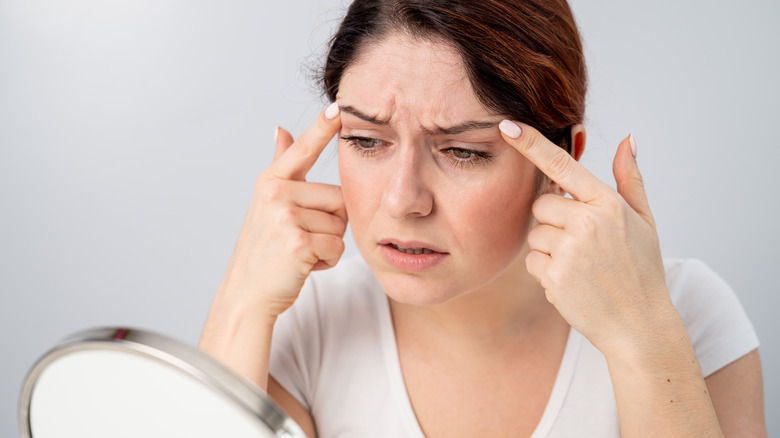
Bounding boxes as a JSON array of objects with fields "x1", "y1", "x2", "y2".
[{"x1": 379, "y1": 244, "x2": 448, "y2": 272}]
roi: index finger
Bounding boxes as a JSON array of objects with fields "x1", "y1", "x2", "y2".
[
  {"x1": 498, "y1": 120, "x2": 606, "y2": 202},
  {"x1": 269, "y1": 103, "x2": 342, "y2": 181}
]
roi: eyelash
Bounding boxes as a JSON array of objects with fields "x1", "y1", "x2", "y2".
[{"x1": 340, "y1": 135, "x2": 494, "y2": 168}]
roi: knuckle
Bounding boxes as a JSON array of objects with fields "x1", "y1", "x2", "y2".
[
  {"x1": 557, "y1": 234, "x2": 580, "y2": 256},
  {"x1": 525, "y1": 251, "x2": 543, "y2": 281},
  {"x1": 335, "y1": 217, "x2": 348, "y2": 236},
  {"x1": 255, "y1": 171, "x2": 273, "y2": 188},
  {"x1": 531, "y1": 194, "x2": 553, "y2": 220},
  {"x1": 293, "y1": 136, "x2": 314, "y2": 158},
  {"x1": 603, "y1": 192, "x2": 626, "y2": 217},
  {"x1": 526, "y1": 226, "x2": 545, "y2": 249},
  {"x1": 525, "y1": 130, "x2": 544, "y2": 151},
  {"x1": 332, "y1": 236, "x2": 346, "y2": 254},
  {"x1": 573, "y1": 210, "x2": 598, "y2": 235},
  {"x1": 531, "y1": 198, "x2": 544, "y2": 220},
  {"x1": 547, "y1": 150, "x2": 573, "y2": 180},
  {"x1": 546, "y1": 261, "x2": 567, "y2": 287},
  {"x1": 277, "y1": 207, "x2": 298, "y2": 225},
  {"x1": 289, "y1": 230, "x2": 310, "y2": 253},
  {"x1": 260, "y1": 181, "x2": 287, "y2": 204}
]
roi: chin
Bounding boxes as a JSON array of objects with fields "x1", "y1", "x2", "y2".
[{"x1": 372, "y1": 269, "x2": 470, "y2": 307}]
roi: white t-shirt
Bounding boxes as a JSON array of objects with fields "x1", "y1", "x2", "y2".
[{"x1": 269, "y1": 258, "x2": 759, "y2": 437}]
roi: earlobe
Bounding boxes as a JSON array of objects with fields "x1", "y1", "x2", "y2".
[
  {"x1": 570, "y1": 124, "x2": 586, "y2": 162},
  {"x1": 549, "y1": 181, "x2": 566, "y2": 196},
  {"x1": 540, "y1": 179, "x2": 566, "y2": 196}
]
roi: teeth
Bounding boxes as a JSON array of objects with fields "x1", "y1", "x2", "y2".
[{"x1": 392, "y1": 244, "x2": 434, "y2": 255}]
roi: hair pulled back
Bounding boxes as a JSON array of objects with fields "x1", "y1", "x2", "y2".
[{"x1": 322, "y1": 0, "x2": 586, "y2": 153}]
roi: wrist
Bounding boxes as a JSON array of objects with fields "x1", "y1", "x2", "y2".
[
  {"x1": 199, "y1": 295, "x2": 279, "y2": 390},
  {"x1": 601, "y1": 306, "x2": 702, "y2": 382},
  {"x1": 602, "y1": 309, "x2": 723, "y2": 438},
  {"x1": 596, "y1": 285, "x2": 682, "y2": 360}
]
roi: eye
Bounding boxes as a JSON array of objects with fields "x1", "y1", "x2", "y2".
[
  {"x1": 450, "y1": 148, "x2": 476, "y2": 159},
  {"x1": 442, "y1": 147, "x2": 494, "y2": 169},
  {"x1": 355, "y1": 137, "x2": 382, "y2": 149},
  {"x1": 341, "y1": 135, "x2": 385, "y2": 157}
]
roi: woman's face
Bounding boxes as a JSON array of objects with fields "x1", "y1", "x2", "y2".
[{"x1": 337, "y1": 33, "x2": 540, "y2": 305}]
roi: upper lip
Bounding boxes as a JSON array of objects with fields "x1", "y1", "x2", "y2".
[{"x1": 378, "y1": 238, "x2": 447, "y2": 254}]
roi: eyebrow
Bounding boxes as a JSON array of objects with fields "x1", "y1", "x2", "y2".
[{"x1": 339, "y1": 104, "x2": 498, "y2": 136}]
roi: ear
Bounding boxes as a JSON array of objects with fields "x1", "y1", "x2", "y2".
[
  {"x1": 570, "y1": 123, "x2": 586, "y2": 162},
  {"x1": 541, "y1": 124, "x2": 587, "y2": 196}
]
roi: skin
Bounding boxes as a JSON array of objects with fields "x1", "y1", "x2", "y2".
[
  {"x1": 200, "y1": 32, "x2": 766, "y2": 437},
  {"x1": 337, "y1": 35, "x2": 541, "y2": 308}
]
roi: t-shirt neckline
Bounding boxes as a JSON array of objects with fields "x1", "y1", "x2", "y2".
[{"x1": 378, "y1": 295, "x2": 583, "y2": 438}]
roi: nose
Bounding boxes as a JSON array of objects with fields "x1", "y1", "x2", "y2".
[{"x1": 380, "y1": 145, "x2": 434, "y2": 220}]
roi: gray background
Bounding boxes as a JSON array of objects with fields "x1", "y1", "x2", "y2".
[{"x1": 1, "y1": 0, "x2": 777, "y2": 435}]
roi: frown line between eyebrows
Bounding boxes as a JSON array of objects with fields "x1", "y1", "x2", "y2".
[{"x1": 339, "y1": 104, "x2": 499, "y2": 136}]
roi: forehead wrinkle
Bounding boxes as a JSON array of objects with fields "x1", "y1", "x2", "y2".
[
  {"x1": 411, "y1": 76, "x2": 497, "y2": 136},
  {"x1": 337, "y1": 32, "x2": 495, "y2": 135}
]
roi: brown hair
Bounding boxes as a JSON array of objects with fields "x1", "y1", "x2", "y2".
[{"x1": 321, "y1": 0, "x2": 587, "y2": 154}]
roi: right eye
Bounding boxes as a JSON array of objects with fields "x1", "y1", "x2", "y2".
[
  {"x1": 343, "y1": 136, "x2": 381, "y2": 149},
  {"x1": 341, "y1": 135, "x2": 386, "y2": 156}
]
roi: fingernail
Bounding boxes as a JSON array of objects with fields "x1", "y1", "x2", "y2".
[
  {"x1": 274, "y1": 126, "x2": 280, "y2": 144},
  {"x1": 499, "y1": 120, "x2": 522, "y2": 139},
  {"x1": 629, "y1": 133, "x2": 637, "y2": 158},
  {"x1": 325, "y1": 102, "x2": 340, "y2": 120}
]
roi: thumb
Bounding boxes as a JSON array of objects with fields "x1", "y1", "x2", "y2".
[
  {"x1": 613, "y1": 134, "x2": 654, "y2": 224},
  {"x1": 273, "y1": 127, "x2": 295, "y2": 161}
]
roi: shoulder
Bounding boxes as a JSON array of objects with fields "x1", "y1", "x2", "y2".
[
  {"x1": 662, "y1": 258, "x2": 759, "y2": 376},
  {"x1": 663, "y1": 258, "x2": 748, "y2": 323}
]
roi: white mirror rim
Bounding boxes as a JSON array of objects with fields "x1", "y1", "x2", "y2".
[{"x1": 19, "y1": 327, "x2": 306, "y2": 438}]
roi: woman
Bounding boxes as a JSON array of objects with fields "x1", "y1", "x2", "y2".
[{"x1": 200, "y1": 0, "x2": 765, "y2": 436}]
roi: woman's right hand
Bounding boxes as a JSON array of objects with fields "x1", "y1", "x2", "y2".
[{"x1": 217, "y1": 103, "x2": 346, "y2": 318}]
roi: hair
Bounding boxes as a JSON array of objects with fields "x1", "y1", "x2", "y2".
[{"x1": 321, "y1": 0, "x2": 587, "y2": 155}]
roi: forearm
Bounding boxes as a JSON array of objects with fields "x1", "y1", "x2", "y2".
[
  {"x1": 605, "y1": 311, "x2": 723, "y2": 438},
  {"x1": 199, "y1": 293, "x2": 278, "y2": 391}
]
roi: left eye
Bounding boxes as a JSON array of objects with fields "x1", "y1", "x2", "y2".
[
  {"x1": 449, "y1": 148, "x2": 476, "y2": 159},
  {"x1": 355, "y1": 137, "x2": 382, "y2": 149}
]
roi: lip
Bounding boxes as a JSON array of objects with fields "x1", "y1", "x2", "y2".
[
  {"x1": 377, "y1": 238, "x2": 449, "y2": 272},
  {"x1": 377, "y1": 239, "x2": 447, "y2": 253}
]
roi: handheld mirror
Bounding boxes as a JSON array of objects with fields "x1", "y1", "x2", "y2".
[{"x1": 19, "y1": 327, "x2": 307, "y2": 438}]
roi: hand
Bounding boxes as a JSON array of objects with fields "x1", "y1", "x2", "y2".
[
  {"x1": 499, "y1": 120, "x2": 674, "y2": 355},
  {"x1": 219, "y1": 103, "x2": 346, "y2": 318}
]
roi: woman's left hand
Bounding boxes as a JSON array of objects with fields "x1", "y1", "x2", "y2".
[{"x1": 499, "y1": 120, "x2": 676, "y2": 356}]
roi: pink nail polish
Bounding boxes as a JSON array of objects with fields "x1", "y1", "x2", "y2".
[
  {"x1": 499, "y1": 120, "x2": 522, "y2": 139},
  {"x1": 629, "y1": 133, "x2": 637, "y2": 158},
  {"x1": 325, "y1": 102, "x2": 340, "y2": 120},
  {"x1": 274, "y1": 126, "x2": 280, "y2": 144}
]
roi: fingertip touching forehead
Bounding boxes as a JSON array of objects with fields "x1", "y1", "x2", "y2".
[{"x1": 321, "y1": 0, "x2": 587, "y2": 154}]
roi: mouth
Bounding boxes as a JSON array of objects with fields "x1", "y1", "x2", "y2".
[
  {"x1": 378, "y1": 238, "x2": 446, "y2": 254},
  {"x1": 378, "y1": 239, "x2": 448, "y2": 271},
  {"x1": 390, "y1": 243, "x2": 436, "y2": 255}
]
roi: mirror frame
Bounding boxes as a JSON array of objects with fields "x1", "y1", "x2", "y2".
[{"x1": 19, "y1": 327, "x2": 306, "y2": 438}]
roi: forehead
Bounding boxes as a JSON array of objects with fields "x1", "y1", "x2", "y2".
[{"x1": 337, "y1": 33, "x2": 494, "y2": 127}]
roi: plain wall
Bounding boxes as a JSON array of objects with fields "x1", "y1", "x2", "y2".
[{"x1": 1, "y1": 0, "x2": 777, "y2": 435}]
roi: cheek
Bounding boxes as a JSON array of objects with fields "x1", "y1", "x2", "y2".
[
  {"x1": 461, "y1": 188, "x2": 533, "y2": 245},
  {"x1": 448, "y1": 171, "x2": 537, "y2": 256},
  {"x1": 338, "y1": 151, "x2": 377, "y2": 232}
]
